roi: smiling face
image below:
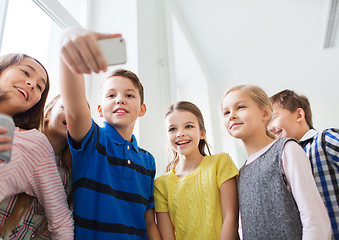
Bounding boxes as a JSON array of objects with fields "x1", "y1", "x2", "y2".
[
  {"x1": 0, "y1": 57, "x2": 47, "y2": 116},
  {"x1": 165, "y1": 110, "x2": 205, "y2": 158},
  {"x1": 45, "y1": 98, "x2": 67, "y2": 139},
  {"x1": 99, "y1": 76, "x2": 146, "y2": 134},
  {"x1": 222, "y1": 89, "x2": 269, "y2": 141},
  {"x1": 268, "y1": 103, "x2": 301, "y2": 140}
]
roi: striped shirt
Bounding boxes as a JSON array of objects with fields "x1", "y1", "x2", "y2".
[
  {"x1": 300, "y1": 128, "x2": 339, "y2": 239},
  {"x1": 69, "y1": 120, "x2": 156, "y2": 240},
  {"x1": 0, "y1": 128, "x2": 73, "y2": 239}
]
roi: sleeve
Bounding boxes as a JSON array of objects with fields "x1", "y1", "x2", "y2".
[
  {"x1": 153, "y1": 176, "x2": 169, "y2": 213},
  {"x1": 216, "y1": 153, "x2": 239, "y2": 189},
  {"x1": 30, "y1": 134, "x2": 74, "y2": 240},
  {"x1": 67, "y1": 119, "x2": 96, "y2": 160},
  {"x1": 321, "y1": 128, "x2": 339, "y2": 168},
  {"x1": 282, "y1": 141, "x2": 331, "y2": 240}
]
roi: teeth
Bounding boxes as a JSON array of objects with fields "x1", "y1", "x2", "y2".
[
  {"x1": 115, "y1": 109, "x2": 126, "y2": 113},
  {"x1": 17, "y1": 88, "x2": 27, "y2": 100},
  {"x1": 177, "y1": 140, "x2": 190, "y2": 145}
]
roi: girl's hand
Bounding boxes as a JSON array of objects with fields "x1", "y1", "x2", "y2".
[
  {"x1": 0, "y1": 127, "x2": 12, "y2": 164},
  {"x1": 60, "y1": 27, "x2": 122, "y2": 74}
]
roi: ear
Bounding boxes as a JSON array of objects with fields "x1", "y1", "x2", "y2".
[
  {"x1": 98, "y1": 105, "x2": 103, "y2": 117},
  {"x1": 200, "y1": 130, "x2": 206, "y2": 140},
  {"x1": 296, "y1": 108, "x2": 305, "y2": 123},
  {"x1": 262, "y1": 106, "x2": 272, "y2": 122},
  {"x1": 138, "y1": 104, "x2": 146, "y2": 117}
]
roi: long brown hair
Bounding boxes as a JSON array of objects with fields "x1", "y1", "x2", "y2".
[
  {"x1": 165, "y1": 101, "x2": 211, "y2": 172},
  {"x1": 0, "y1": 53, "x2": 50, "y2": 238},
  {"x1": 0, "y1": 53, "x2": 50, "y2": 130}
]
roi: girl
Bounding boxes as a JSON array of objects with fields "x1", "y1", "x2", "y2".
[
  {"x1": 0, "y1": 94, "x2": 72, "y2": 239},
  {"x1": 0, "y1": 53, "x2": 73, "y2": 239},
  {"x1": 154, "y1": 101, "x2": 239, "y2": 240},
  {"x1": 221, "y1": 85, "x2": 331, "y2": 239}
]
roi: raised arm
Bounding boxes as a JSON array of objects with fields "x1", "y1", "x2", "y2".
[{"x1": 59, "y1": 27, "x2": 121, "y2": 142}]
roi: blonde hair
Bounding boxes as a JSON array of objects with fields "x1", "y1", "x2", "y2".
[
  {"x1": 222, "y1": 85, "x2": 273, "y2": 138},
  {"x1": 165, "y1": 101, "x2": 211, "y2": 172}
]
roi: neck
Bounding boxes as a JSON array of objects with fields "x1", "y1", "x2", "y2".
[
  {"x1": 175, "y1": 151, "x2": 204, "y2": 176},
  {"x1": 45, "y1": 131, "x2": 67, "y2": 155},
  {"x1": 242, "y1": 132, "x2": 274, "y2": 156},
  {"x1": 114, "y1": 125, "x2": 134, "y2": 142},
  {"x1": 296, "y1": 123, "x2": 310, "y2": 141}
]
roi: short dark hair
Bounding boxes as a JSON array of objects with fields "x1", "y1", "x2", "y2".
[
  {"x1": 0, "y1": 53, "x2": 50, "y2": 130},
  {"x1": 270, "y1": 89, "x2": 313, "y2": 129},
  {"x1": 107, "y1": 69, "x2": 144, "y2": 105}
]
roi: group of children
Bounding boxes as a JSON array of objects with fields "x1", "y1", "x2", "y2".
[{"x1": 0, "y1": 27, "x2": 337, "y2": 240}]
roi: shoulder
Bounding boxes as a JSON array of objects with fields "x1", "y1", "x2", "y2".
[
  {"x1": 154, "y1": 171, "x2": 173, "y2": 187},
  {"x1": 207, "y1": 152, "x2": 233, "y2": 164},
  {"x1": 317, "y1": 128, "x2": 339, "y2": 142},
  {"x1": 15, "y1": 129, "x2": 53, "y2": 152}
]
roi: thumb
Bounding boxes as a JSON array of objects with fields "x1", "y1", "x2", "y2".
[{"x1": 94, "y1": 32, "x2": 122, "y2": 41}]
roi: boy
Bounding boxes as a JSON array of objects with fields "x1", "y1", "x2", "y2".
[
  {"x1": 59, "y1": 27, "x2": 161, "y2": 240},
  {"x1": 268, "y1": 89, "x2": 339, "y2": 239}
]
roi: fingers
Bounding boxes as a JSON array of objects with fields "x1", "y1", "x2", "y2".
[
  {"x1": 60, "y1": 27, "x2": 122, "y2": 74},
  {"x1": 0, "y1": 134, "x2": 12, "y2": 153}
]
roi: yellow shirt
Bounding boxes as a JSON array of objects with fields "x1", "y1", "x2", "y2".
[{"x1": 154, "y1": 153, "x2": 239, "y2": 240}]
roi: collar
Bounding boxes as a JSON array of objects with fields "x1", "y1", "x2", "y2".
[
  {"x1": 299, "y1": 129, "x2": 318, "y2": 142},
  {"x1": 103, "y1": 121, "x2": 139, "y2": 152}
]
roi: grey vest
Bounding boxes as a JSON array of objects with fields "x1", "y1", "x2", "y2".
[{"x1": 238, "y1": 138, "x2": 302, "y2": 240}]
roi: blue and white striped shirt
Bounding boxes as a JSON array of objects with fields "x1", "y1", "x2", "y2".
[{"x1": 300, "y1": 128, "x2": 339, "y2": 239}]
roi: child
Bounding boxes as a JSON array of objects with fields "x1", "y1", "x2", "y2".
[
  {"x1": 154, "y1": 101, "x2": 239, "y2": 240},
  {"x1": 268, "y1": 89, "x2": 339, "y2": 239},
  {"x1": 221, "y1": 85, "x2": 331, "y2": 239},
  {"x1": 0, "y1": 94, "x2": 72, "y2": 239},
  {"x1": 0, "y1": 53, "x2": 73, "y2": 239},
  {"x1": 59, "y1": 27, "x2": 160, "y2": 239}
]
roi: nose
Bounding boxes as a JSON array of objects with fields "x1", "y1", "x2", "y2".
[
  {"x1": 115, "y1": 94, "x2": 126, "y2": 104},
  {"x1": 26, "y1": 79, "x2": 36, "y2": 89},
  {"x1": 228, "y1": 111, "x2": 236, "y2": 120},
  {"x1": 176, "y1": 129, "x2": 185, "y2": 137}
]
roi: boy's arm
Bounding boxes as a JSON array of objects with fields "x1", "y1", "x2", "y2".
[
  {"x1": 156, "y1": 212, "x2": 175, "y2": 240},
  {"x1": 59, "y1": 27, "x2": 121, "y2": 142},
  {"x1": 219, "y1": 177, "x2": 239, "y2": 240},
  {"x1": 145, "y1": 208, "x2": 161, "y2": 240}
]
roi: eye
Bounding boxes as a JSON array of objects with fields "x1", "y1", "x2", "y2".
[
  {"x1": 185, "y1": 124, "x2": 193, "y2": 129},
  {"x1": 223, "y1": 110, "x2": 230, "y2": 116},
  {"x1": 168, "y1": 127, "x2": 176, "y2": 132},
  {"x1": 107, "y1": 94, "x2": 115, "y2": 98},
  {"x1": 21, "y1": 70, "x2": 30, "y2": 77},
  {"x1": 126, "y1": 94, "x2": 135, "y2": 98},
  {"x1": 238, "y1": 105, "x2": 245, "y2": 110},
  {"x1": 36, "y1": 84, "x2": 42, "y2": 91}
]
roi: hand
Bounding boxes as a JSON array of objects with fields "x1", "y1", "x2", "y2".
[
  {"x1": 0, "y1": 127, "x2": 12, "y2": 164},
  {"x1": 60, "y1": 27, "x2": 122, "y2": 74}
]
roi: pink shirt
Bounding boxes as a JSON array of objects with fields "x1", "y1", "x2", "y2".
[
  {"x1": 0, "y1": 128, "x2": 73, "y2": 239},
  {"x1": 247, "y1": 140, "x2": 331, "y2": 240}
]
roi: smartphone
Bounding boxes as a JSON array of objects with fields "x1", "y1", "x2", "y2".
[
  {"x1": 98, "y1": 37, "x2": 127, "y2": 66},
  {"x1": 0, "y1": 114, "x2": 14, "y2": 166}
]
